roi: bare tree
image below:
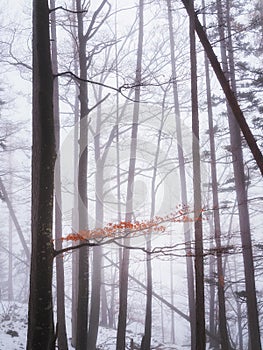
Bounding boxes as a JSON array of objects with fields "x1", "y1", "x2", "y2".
[
  {"x1": 116, "y1": 1, "x2": 144, "y2": 349},
  {"x1": 50, "y1": 0, "x2": 68, "y2": 348},
  {"x1": 27, "y1": 0, "x2": 56, "y2": 348},
  {"x1": 216, "y1": 1, "x2": 262, "y2": 348}
]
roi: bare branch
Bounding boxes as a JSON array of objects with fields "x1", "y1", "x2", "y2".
[
  {"x1": 49, "y1": 6, "x2": 87, "y2": 14},
  {"x1": 88, "y1": 92, "x2": 110, "y2": 114}
]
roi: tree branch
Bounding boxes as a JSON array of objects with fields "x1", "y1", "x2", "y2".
[{"x1": 49, "y1": 6, "x2": 88, "y2": 14}]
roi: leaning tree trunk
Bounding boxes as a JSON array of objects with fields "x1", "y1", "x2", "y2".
[
  {"x1": 181, "y1": 0, "x2": 263, "y2": 176},
  {"x1": 27, "y1": 0, "x2": 56, "y2": 349},
  {"x1": 116, "y1": 1, "x2": 144, "y2": 349}
]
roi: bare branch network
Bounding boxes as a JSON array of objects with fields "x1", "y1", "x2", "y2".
[{"x1": 54, "y1": 71, "x2": 177, "y2": 102}]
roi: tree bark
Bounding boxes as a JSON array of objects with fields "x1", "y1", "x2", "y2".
[
  {"x1": 0, "y1": 178, "x2": 30, "y2": 261},
  {"x1": 202, "y1": 2, "x2": 230, "y2": 348},
  {"x1": 189, "y1": 0, "x2": 205, "y2": 349},
  {"x1": 116, "y1": 1, "x2": 144, "y2": 349},
  {"x1": 166, "y1": 1, "x2": 196, "y2": 347},
  {"x1": 8, "y1": 156, "x2": 14, "y2": 301},
  {"x1": 50, "y1": 1, "x2": 68, "y2": 348},
  {"x1": 87, "y1": 95, "x2": 104, "y2": 350},
  {"x1": 181, "y1": 0, "x2": 263, "y2": 176},
  {"x1": 222, "y1": 1, "x2": 262, "y2": 348},
  {"x1": 27, "y1": 0, "x2": 56, "y2": 348},
  {"x1": 75, "y1": 2, "x2": 89, "y2": 350}
]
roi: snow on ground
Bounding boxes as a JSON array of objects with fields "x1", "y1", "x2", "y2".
[
  {"x1": 0, "y1": 302, "x2": 27, "y2": 350},
  {"x1": 0, "y1": 302, "x2": 180, "y2": 349}
]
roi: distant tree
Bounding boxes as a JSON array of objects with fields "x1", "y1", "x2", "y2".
[
  {"x1": 50, "y1": 0, "x2": 68, "y2": 348},
  {"x1": 166, "y1": 0, "x2": 195, "y2": 347},
  {"x1": 116, "y1": 2, "x2": 144, "y2": 349}
]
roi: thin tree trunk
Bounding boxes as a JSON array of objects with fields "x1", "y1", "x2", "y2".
[
  {"x1": 166, "y1": 1, "x2": 196, "y2": 347},
  {"x1": 50, "y1": 1, "x2": 68, "y2": 348},
  {"x1": 181, "y1": 0, "x2": 263, "y2": 176},
  {"x1": 100, "y1": 272, "x2": 108, "y2": 326},
  {"x1": 202, "y1": 3, "x2": 230, "y2": 348},
  {"x1": 71, "y1": 63, "x2": 80, "y2": 350},
  {"x1": 169, "y1": 242, "x2": 175, "y2": 344},
  {"x1": 116, "y1": 1, "x2": 144, "y2": 349},
  {"x1": 105, "y1": 254, "x2": 220, "y2": 344},
  {"x1": 71, "y1": 1, "x2": 79, "y2": 345},
  {"x1": 0, "y1": 178, "x2": 30, "y2": 261},
  {"x1": 189, "y1": 0, "x2": 205, "y2": 349},
  {"x1": 75, "y1": 2, "x2": 89, "y2": 349},
  {"x1": 27, "y1": 0, "x2": 56, "y2": 348},
  {"x1": 141, "y1": 106, "x2": 164, "y2": 350},
  {"x1": 217, "y1": 1, "x2": 262, "y2": 348},
  {"x1": 7, "y1": 155, "x2": 14, "y2": 301},
  {"x1": 87, "y1": 97, "x2": 104, "y2": 350}
]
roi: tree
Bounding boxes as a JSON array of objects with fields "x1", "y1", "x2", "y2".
[
  {"x1": 50, "y1": 0, "x2": 68, "y2": 348},
  {"x1": 216, "y1": 1, "x2": 262, "y2": 348},
  {"x1": 188, "y1": 0, "x2": 206, "y2": 349},
  {"x1": 201, "y1": 2, "x2": 230, "y2": 349},
  {"x1": 27, "y1": 0, "x2": 56, "y2": 349},
  {"x1": 166, "y1": 0, "x2": 195, "y2": 347},
  {"x1": 181, "y1": 0, "x2": 263, "y2": 176},
  {"x1": 75, "y1": 1, "x2": 89, "y2": 348},
  {"x1": 116, "y1": 2, "x2": 144, "y2": 348}
]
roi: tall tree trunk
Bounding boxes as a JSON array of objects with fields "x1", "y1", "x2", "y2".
[
  {"x1": 71, "y1": 61, "x2": 80, "y2": 350},
  {"x1": 189, "y1": 0, "x2": 205, "y2": 349},
  {"x1": 169, "y1": 240, "x2": 175, "y2": 344},
  {"x1": 50, "y1": 1, "x2": 68, "y2": 348},
  {"x1": 217, "y1": 1, "x2": 262, "y2": 348},
  {"x1": 166, "y1": 1, "x2": 196, "y2": 347},
  {"x1": 181, "y1": 0, "x2": 263, "y2": 176},
  {"x1": 116, "y1": 1, "x2": 144, "y2": 349},
  {"x1": 0, "y1": 178, "x2": 30, "y2": 261},
  {"x1": 70, "y1": 1, "x2": 80, "y2": 345},
  {"x1": 202, "y1": 3, "x2": 230, "y2": 348},
  {"x1": 8, "y1": 156, "x2": 14, "y2": 301},
  {"x1": 75, "y1": 2, "x2": 89, "y2": 349},
  {"x1": 141, "y1": 106, "x2": 165, "y2": 350},
  {"x1": 87, "y1": 97, "x2": 104, "y2": 350},
  {"x1": 27, "y1": 0, "x2": 56, "y2": 348}
]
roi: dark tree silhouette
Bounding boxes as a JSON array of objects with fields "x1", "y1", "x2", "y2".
[{"x1": 27, "y1": 0, "x2": 56, "y2": 349}]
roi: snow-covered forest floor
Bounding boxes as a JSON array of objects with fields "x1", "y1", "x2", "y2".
[{"x1": 0, "y1": 302, "x2": 180, "y2": 350}]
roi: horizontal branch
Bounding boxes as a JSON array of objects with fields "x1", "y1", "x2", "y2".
[
  {"x1": 55, "y1": 71, "x2": 177, "y2": 103},
  {"x1": 49, "y1": 6, "x2": 87, "y2": 14}
]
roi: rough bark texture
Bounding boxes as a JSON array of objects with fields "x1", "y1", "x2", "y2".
[{"x1": 27, "y1": 0, "x2": 56, "y2": 349}]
